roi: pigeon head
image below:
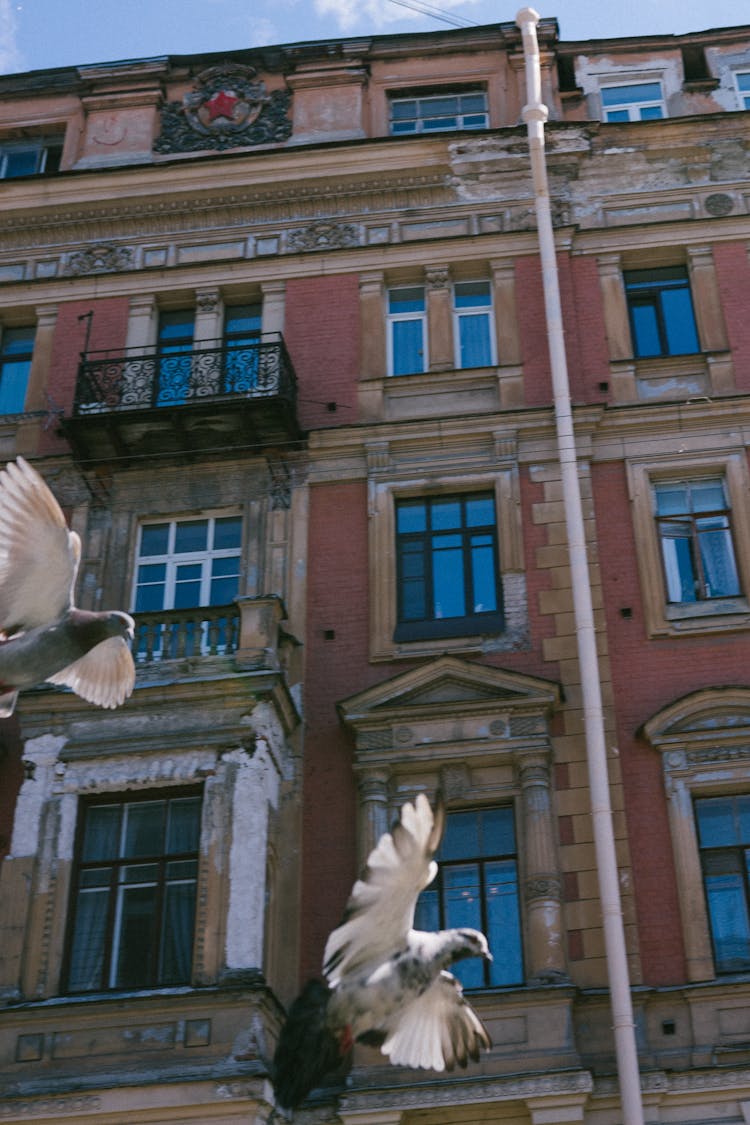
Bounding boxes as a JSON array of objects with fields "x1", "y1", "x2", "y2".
[{"x1": 453, "y1": 929, "x2": 493, "y2": 964}]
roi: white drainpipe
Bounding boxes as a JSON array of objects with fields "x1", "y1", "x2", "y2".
[{"x1": 514, "y1": 10, "x2": 645, "y2": 1125}]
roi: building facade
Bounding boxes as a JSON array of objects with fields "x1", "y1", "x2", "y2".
[{"x1": 0, "y1": 14, "x2": 750, "y2": 1125}]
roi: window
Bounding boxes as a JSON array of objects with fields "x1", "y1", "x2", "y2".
[
  {"x1": 625, "y1": 267, "x2": 700, "y2": 357},
  {"x1": 223, "y1": 303, "x2": 262, "y2": 394},
  {"x1": 65, "y1": 791, "x2": 202, "y2": 993},
  {"x1": 415, "y1": 806, "x2": 523, "y2": 988},
  {"x1": 735, "y1": 72, "x2": 750, "y2": 110},
  {"x1": 134, "y1": 516, "x2": 242, "y2": 611},
  {"x1": 133, "y1": 515, "x2": 242, "y2": 657},
  {"x1": 156, "y1": 309, "x2": 195, "y2": 406},
  {"x1": 395, "y1": 492, "x2": 503, "y2": 641},
  {"x1": 0, "y1": 137, "x2": 63, "y2": 179},
  {"x1": 387, "y1": 286, "x2": 427, "y2": 376},
  {"x1": 655, "y1": 478, "x2": 740, "y2": 604},
  {"x1": 389, "y1": 89, "x2": 488, "y2": 134},
  {"x1": 453, "y1": 281, "x2": 495, "y2": 369},
  {"x1": 601, "y1": 81, "x2": 665, "y2": 121},
  {"x1": 695, "y1": 795, "x2": 750, "y2": 974},
  {"x1": 0, "y1": 325, "x2": 34, "y2": 414}
]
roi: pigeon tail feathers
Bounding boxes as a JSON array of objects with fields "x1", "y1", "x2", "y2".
[{"x1": 272, "y1": 979, "x2": 348, "y2": 1110}]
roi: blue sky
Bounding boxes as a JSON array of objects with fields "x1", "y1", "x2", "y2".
[{"x1": 1, "y1": 0, "x2": 745, "y2": 74}]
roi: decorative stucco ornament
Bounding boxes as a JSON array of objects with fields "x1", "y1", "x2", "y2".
[{"x1": 154, "y1": 63, "x2": 292, "y2": 153}]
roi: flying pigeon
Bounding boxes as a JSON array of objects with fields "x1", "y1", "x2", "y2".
[
  {"x1": 272, "y1": 793, "x2": 491, "y2": 1110},
  {"x1": 0, "y1": 456, "x2": 135, "y2": 716}
]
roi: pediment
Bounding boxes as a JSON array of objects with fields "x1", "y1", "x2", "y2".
[
  {"x1": 338, "y1": 655, "x2": 560, "y2": 727},
  {"x1": 643, "y1": 687, "x2": 750, "y2": 749}
]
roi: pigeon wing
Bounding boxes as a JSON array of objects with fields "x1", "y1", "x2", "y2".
[
  {"x1": 323, "y1": 793, "x2": 444, "y2": 986},
  {"x1": 379, "y1": 969, "x2": 490, "y2": 1072},
  {"x1": 47, "y1": 636, "x2": 136, "y2": 709},
  {"x1": 0, "y1": 457, "x2": 79, "y2": 631}
]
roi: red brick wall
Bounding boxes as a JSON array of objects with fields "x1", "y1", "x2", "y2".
[
  {"x1": 284, "y1": 275, "x2": 361, "y2": 433},
  {"x1": 516, "y1": 253, "x2": 610, "y2": 407},
  {"x1": 714, "y1": 241, "x2": 750, "y2": 393},
  {"x1": 40, "y1": 298, "x2": 130, "y2": 456},
  {"x1": 592, "y1": 460, "x2": 750, "y2": 984},
  {"x1": 0, "y1": 716, "x2": 23, "y2": 864},
  {"x1": 300, "y1": 480, "x2": 371, "y2": 982}
]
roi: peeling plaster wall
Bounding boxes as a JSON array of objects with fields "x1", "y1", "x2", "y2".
[{"x1": 574, "y1": 51, "x2": 685, "y2": 118}]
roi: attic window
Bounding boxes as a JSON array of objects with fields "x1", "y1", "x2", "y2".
[
  {"x1": 0, "y1": 136, "x2": 63, "y2": 179},
  {"x1": 389, "y1": 88, "x2": 488, "y2": 135}
]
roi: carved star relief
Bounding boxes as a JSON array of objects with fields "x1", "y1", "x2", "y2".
[{"x1": 204, "y1": 90, "x2": 240, "y2": 121}]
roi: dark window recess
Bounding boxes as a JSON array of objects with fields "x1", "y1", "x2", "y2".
[
  {"x1": 695, "y1": 795, "x2": 750, "y2": 973},
  {"x1": 556, "y1": 56, "x2": 580, "y2": 94},
  {"x1": 624, "y1": 266, "x2": 700, "y2": 358},
  {"x1": 415, "y1": 806, "x2": 524, "y2": 989},
  {"x1": 681, "y1": 45, "x2": 716, "y2": 85},
  {"x1": 0, "y1": 139, "x2": 62, "y2": 179},
  {"x1": 64, "y1": 790, "x2": 202, "y2": 993},
  {"x1": 395, "y1": 492, "x2": 504, "y2": 642}
]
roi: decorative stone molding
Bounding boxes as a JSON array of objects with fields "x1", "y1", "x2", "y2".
[
  {"x1": 154, "y1": 63, "x2": 292, "y2": 153},
  {"x1": 63, "y1": 243, "x2": 135, "y2": 276},
  {"x1": 287, "y1": 221, "x2": 358, "y2": 252},
  {"x1": 644, "y1": 687, "x2": 750, "y2": 982}
]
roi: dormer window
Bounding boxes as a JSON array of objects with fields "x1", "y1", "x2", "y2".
[
  {"x1": 389, "y1": 89, "x2": 488, "y2": 135},
  {"x1": 601, "y1": 81, "x2": 665, "y2": 121},
  {"x1": 0, "y1": 137, "x2": 63, "y2": 179}
]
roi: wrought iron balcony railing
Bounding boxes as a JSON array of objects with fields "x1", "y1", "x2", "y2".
[
  {"x1": 133, "y1": 604, "x2": 240, "y2": 665},
  {"x1": 73, "y1": 334, "x2": 297, "y2": 415}
]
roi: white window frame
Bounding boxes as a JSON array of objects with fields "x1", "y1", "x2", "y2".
[
  {"x1": 452, "y1": 280, "x2": 496, "y2": 370},
  {"x1": 132, "y1": 514, "x2": 242, "y2": 613},
  {"x1": 600, "y1": 80, "x2": 666, "y2": 122},
  {"x1": 386, "y1": 285, "x2": 427, "y2": 377},
  {"x1": 734, "y1": 71, "x2": 750, "y2": 110},
  {"x1": 389, "y1": 89, "x2": 489, "y2": 135}
]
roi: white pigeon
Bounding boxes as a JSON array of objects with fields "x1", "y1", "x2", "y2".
[
  {"x1": 272, "y1": 793, "x2": 491, "y2": 1109},
  {"x1": 0, "y1": 456, "x2": 135, "y2": 715}
]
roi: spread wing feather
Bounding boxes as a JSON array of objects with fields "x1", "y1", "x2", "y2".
[
  {"x1": 323, "y1": 793, "x2": 444, "y2": 986},
  {"x1": 380, "y1": 970, "x2": 490, "y2": 1072},
  {"x1": 47, "y1": 636, "x2": 136, "y2": 709},
  {"x1": 0, "y1": 457, "x2": 79, "y2": 631}
]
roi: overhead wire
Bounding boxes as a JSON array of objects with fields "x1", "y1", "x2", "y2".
[{"x1": 386, "y1": 0, "x2": 478, "y2": 29}]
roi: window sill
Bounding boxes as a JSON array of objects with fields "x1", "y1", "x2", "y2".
[
  {"x1": 394, "y1": 613, "x2": 505, "y2": 643},
  {"x1": 609, "y1": 352, "x2": 734, "y2": 403},
  {"x1": 657, "y1": 596, "x2": 750, "y2": 635},
  {"x1": 360, "y1": 366, "x2": 514, "y2": 424}
]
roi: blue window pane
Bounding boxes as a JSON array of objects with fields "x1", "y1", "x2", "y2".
[
  {"x1": 601, "y1": 82, "x2": 662, "y2": 106},
  {"x1": 431, "y1": 500, "x2": 462, "y2": 530},
  {"x1": 166, "y1": 797, "x2": 201, "y2": 853},
  {"x1": 698, "y1": 522, "x2": 740, "y2": 597},
  {"x1": 391, "y1": 121, "x2": 416, "y2": 134},
  {"x1": 399, "y1": 540, "x2": 426, "y2": 621},
  {"x1": 606, "y1": 109, "x2": 630, "y2": 122},
  {"x1": 441, "y1": 812, "x2": 480, "y2": 861},
  {"x1": 705, "y1": 869, "x2": 750, "y2": 972},
  {"x1": 443, "y1": 864, "x2": 484, "y2": 989},
  {"x1": 213, "y1": 516, "x2": 242, "y2": 550},
  {"x1": 463, "y1": 114, "x2": 488, "y2": 128},
  {"x1": 210, "y1": 573, "x2": 239, "y2": 606},
  {"x1": 135, "y1": 563, "x2": 166, "y2": 612},
  {"x1": 158, "y1": 310, "x2": 194, "y2": 347},
  {"x1": 389, "y1": 287, "x2": 425, "y2": 314},
  {"x1": 414, "y1": 885, "x2": 440, "y2": 932},
  {"x1": 738, "y1": 797, "x2": 750, "y2": 845},
  {"x1": 738, "y1": 74, "x2": 750, "y2": 92},
  {"x1": 67, "y1": 888, "x2": 109, "y2": 991},
  {"x1": 174, "y1": 562, "x2": 202, "y2": 608},
  {"x1": 114, "y1": 883, "x2": 158, "y2": 988},
  {"x1": 224, "y1": 305, "x2": 261, "y2": 338},
  {"x1": 391, "y1": 100, "x2": 417, "y2": 121},
  {"x1": 174, "y1": 521, "x2": 208, "y2": 554},
  {"x1": 660, "y1": 529, "x2": 697, "y2": 602},
  {"x1": 0, "y1": 358, "x2": 30, "y2": 413},
  {"x1": 690, "y1": 479, "x2": 726, "y2": 512},
  {"x1": 397, "y1": 502, "x2": 426, "y2": 534},
  {"x1": 655, "y1": 484, "x2": 689, "y2": 516},
  {"x1": 161, "y1": 880, "x2": 197, "y2": 984},
  {"x1": 459, "y1": 94, "x2": 487, "y2": 114},
  {"x1": 391, "y1": 319, "x2": 424, "y2": 375},
  {"x1": 123, "y1": 801, "x2": 166, "y2": 859},
  {"x1": 82, "y1": 805, "x2": 121, "y2": 861},
  {"x1": 481, "y1": 807, "x2": 516, "y2": 855},
  {"x1": 486, "y1": 860, "x2": 523, "y2": 986},
  {"x1": 631, "y1": 303, "x2": 662, "y2": 356},
  {"x1": 454, "y1": 281, "x2": 491, "y2": 309},
  {"x1": 4, "y1": 148, "x2": 41, "y2": 176},
  {"x1": 458, "y1": 313, "x2": 492, "y2": 368},
  {"x1": 1, "y1": 326, "x2": 35, "y2": 356},
  {"x1": 140, "y1": 524, "x2": 169, "y2": 557},
  {"x1": 466, "y1": 496, "x2": 495, "y2": 527},
  {"x1": 662, "y1": 288, "x2": 699, "y2": 354},
  {"x1": 432, "y1": 544, "x2": 466, "y2": 618},
  {"x1": 696, "y1": 798, "x2": 737, "y2": 847},
  {"x1": 640, "y1": 105, "x2": 664, "y2": 120},
  {"x1": 423, "y1": 117, "x2": 458, "y2": 130},
  {"x1": 471, "y1": 538, "x2": 498, "y2": 612}
]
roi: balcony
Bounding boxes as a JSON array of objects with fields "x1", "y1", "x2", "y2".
[
  {"x1": 61, "y1": 335, "x2": 301, "y2": 465},
  {"x1": 132, "y1": 603, "x2": 240, "y2": 665}
]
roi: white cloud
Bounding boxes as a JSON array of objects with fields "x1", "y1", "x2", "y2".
[
  {"x1": 0, "y1": 0, "x2": 24, "y2": 74},
  {"x1": 248, "y1": 16, "x2": 280, "y2": 47},
  {"x1": 313, "y1": 0, "x2": 479, "y2": 32}
]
